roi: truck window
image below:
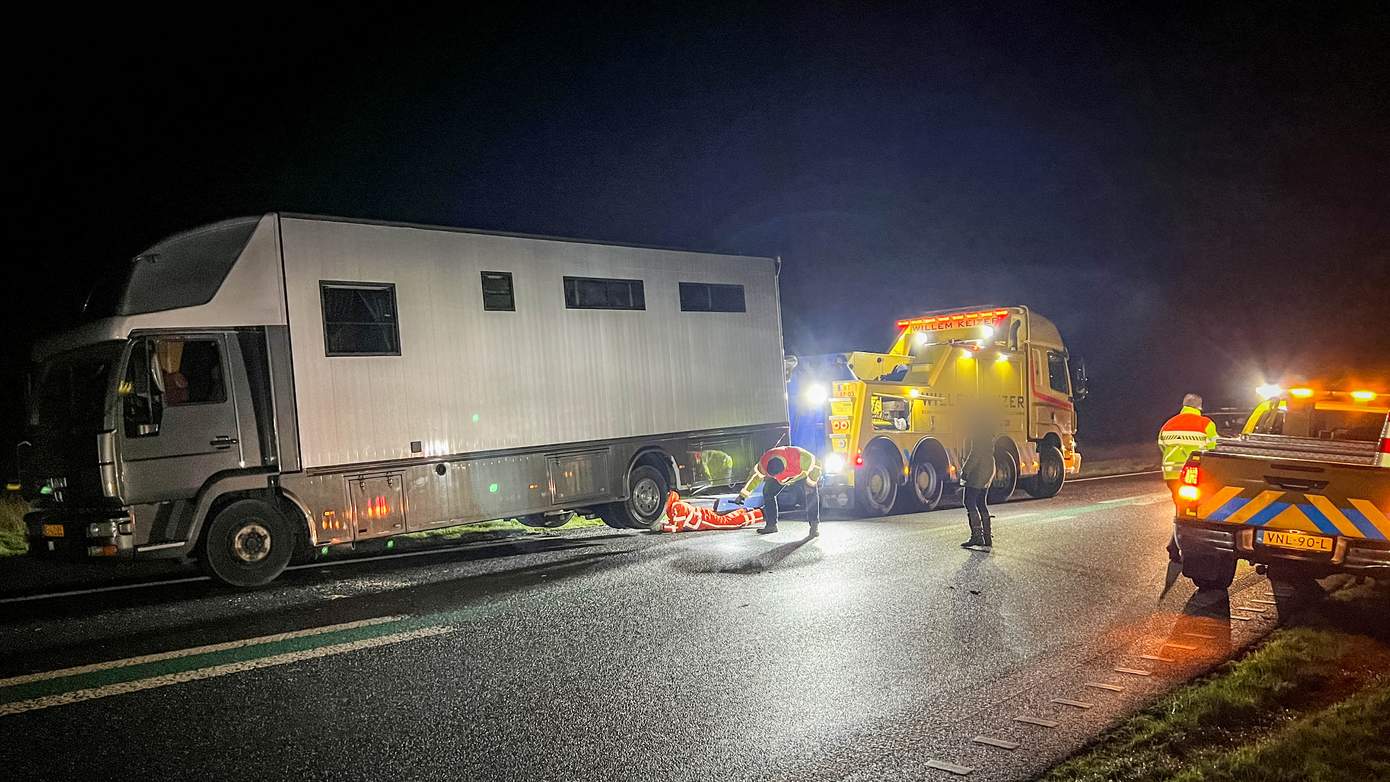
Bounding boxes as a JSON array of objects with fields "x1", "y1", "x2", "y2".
[
  {"x1": 679, "y1": 282, "x2": 746, "y2": 313},
  {"x1": 480, "y1": 271, "x2": 515, "y2": 311},
  {"x1": 320, "y1": 282, "x2": 401, "y2": 356},
  {"x1": 1047, "y1": 351, "x2": 1070, "y2": 395},
  {"x1": 154, "y1": 339, "x2": 226, "y2": 406},
  {"x1": 563, "y1": 276, "x2": 645, "y2": 310}
]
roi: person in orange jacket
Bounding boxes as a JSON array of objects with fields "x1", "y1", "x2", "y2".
[{"x1": 1158, "y1": 393, "x2": 1219, "y2": 561}]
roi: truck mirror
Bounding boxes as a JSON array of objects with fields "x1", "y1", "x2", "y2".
[{"x1": 1071, "y1": 357, "x2": 1090, "y2": 401}]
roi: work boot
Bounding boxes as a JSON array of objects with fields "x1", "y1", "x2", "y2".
[
  {"x1": 807, "y1": 523, "x2": 820, "y2": 539},
  {"x1": 757, "y1": 525, "x2": 779, "y2": 535},
  {"x1": 960, "y1": 537, "x2": 984, "y2": 549}
]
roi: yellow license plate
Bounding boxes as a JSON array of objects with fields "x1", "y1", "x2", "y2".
[
  {"x1": 42, "y1": 524, "x2": 64, "y2": 538},
  {"x1": 1259, "y1": 529, "x2": 1332, "y2": 552}
]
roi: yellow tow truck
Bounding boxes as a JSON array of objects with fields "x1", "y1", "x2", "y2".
[{"x1": 788, "y1": 306, "x2": 1086, "y2": 516}]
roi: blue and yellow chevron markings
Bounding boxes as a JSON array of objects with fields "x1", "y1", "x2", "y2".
[{"x1": 1198, "y1": 486, "x2": 1390, "y2": 541}]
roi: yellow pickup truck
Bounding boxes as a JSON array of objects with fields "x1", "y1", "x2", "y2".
[{"x1": 1173, "y1": 386, "x2": 1390, "y2": 588}]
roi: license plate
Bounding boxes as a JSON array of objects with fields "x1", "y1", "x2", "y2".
[
  {"x1": 1259, "y1": 529, "x2": 1333, "y2": 553},
  {"x1": 42, "y1": 524, "x2": 64, "y2": 538}
]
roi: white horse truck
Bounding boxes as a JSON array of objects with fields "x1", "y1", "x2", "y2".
[{"x1": 19, "y1": 214, "x2": 788, "y2": 585}]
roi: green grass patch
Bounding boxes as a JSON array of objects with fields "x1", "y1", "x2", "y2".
[
  {"x1": 0, "y1": 493, "x2": 28, "y2": 557},
  {"x1": 402, "y1": 513, "x2": 606, "y2": 541},
  {"x1": 1045, "y1": 580, "x2": 1390, "y2": 782}
]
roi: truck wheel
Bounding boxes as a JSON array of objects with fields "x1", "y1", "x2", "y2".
[
  {"x1": 1023, "y1": 445, "x2": 1065, "y2": 499},
  {"x1": 907, "y1": 458, "x2": 944, "y2": 512},
  {"x1": 1184, "y1": 554, "x2": 1236, "y2": 590},
  {"x1": 987, "y1": 449, "x2": 1018, "y2": 505},
  {"x1": 598, "y1": 465, "x2": 668, "y2": 529},
  {"x1": 199, "y1": 499, "x2": 294, "y2": 587},
  {"x1": 855, "y1": 457, "x2": 898, "y2": 517}
]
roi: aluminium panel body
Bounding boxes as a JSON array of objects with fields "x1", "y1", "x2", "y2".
[{"x1": 278, "y1": 216, "x2": 787, "y2": 470}]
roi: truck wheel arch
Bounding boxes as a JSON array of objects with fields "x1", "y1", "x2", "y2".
[
  {"x1": 910, "y1": 438, "x2": 950, "y2": 476},
  {"x1": 186, "y1": 471, "x2": 286, "y2": 556},
  {"x1": 865, "y1": 437, "x2": 906, "y2": 481},
  {"x1": 628, "y1": 447, "x2": 680, "y2": 495}
]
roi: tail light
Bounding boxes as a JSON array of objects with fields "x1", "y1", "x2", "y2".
[
  {"x1": 1177, "y1": 454, "x2": 1201, "y2": 501},
  {"x1": 853, "y1": 452, "x2": 864, "y2": 467}
]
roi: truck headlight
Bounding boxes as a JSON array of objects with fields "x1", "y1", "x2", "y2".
[
  {"x1": 824, "y1": 453, "x2": 846, "y2": 474},
  {"x1": 800, "y1": 383, "x2": 829, "y2": 408}
]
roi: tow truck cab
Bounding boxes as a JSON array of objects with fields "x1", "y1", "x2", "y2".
[{"x1": 1174, "y1": 386, "x2": 1390, "y2": 587}]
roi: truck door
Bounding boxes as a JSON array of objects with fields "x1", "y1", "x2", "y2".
[{"x1": 118, "y1": 334, "x2": 246, "y2": 504}]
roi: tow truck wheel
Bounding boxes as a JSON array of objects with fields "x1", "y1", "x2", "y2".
[
  {"x1": 1023, "y1": 445, "x2": 1065, "y2": 499},
  {"x1": 598, "y1": 465, "x2": 669, "y2": 529},
  {"x1": 199, "y1": 499, "x2": 294, "y2": 588},
  {"x1": 855, "y1": 456, "x2": 898, "y2": 517},
  {"x1": 907, "y1": 459, "x2": 944, "y2": 511},
  {"x1": 987, "y1": 449, "x2": 1018, "y2": 505}
]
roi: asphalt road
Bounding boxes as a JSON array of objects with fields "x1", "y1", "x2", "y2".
[{"x1": 0, "y1": 473, "x2": 1293, "y2": 781}]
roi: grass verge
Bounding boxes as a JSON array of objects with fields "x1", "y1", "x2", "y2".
[
  {"x1": 0, "y1": 494, "x2": 28, "y2": 557},
  {"x1": 1044, "y1": 580, "x2": 1390, "y2": 782},
  {"x1": 402, "y1": 513, "x2": 607, "y2": 541}
]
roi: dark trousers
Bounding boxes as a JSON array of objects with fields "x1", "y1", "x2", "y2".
[
  {"x1": 964, "y1": 486, "x2": 991, "y2": 542},
  {"x1": 1164, "y1": 479, "x2": 1182, "y2": 560},
  {"x1": 763, "y1": 478, "x2": 819, "y2": 531}
]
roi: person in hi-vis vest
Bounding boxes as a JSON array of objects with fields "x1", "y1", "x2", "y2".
[
  {"x1": 1158, "y1": 393, "x2": 1218, "y2": 561},
  {"x1": 734, "y1": 445, "x2": 823, "y2": 537}
]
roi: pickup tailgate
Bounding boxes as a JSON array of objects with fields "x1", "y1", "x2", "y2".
[{"x1": 1190, "y1": 450, "x2": 1390, "y2": 542}]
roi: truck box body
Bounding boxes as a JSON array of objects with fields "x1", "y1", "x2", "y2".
[{"x1": 21, "y1": 214, "x2": 787, "y2": 581}]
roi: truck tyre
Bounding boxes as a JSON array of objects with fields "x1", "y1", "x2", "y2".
[
  {"x1": 987, "y1": 449, "x2": 1018, "y2": 505},
  {"x1": 855, "y1": 456, "x2": 898, "y2": 517},
  {"x1": 1183, "y1": 553, "x2": 1236, "y2": 591},
  {"x1": 1023, "y1": 445, "x2": 1065, "y2": 499},
  {"x1": 199, "y1": 499, "x2": 295, "y2": 588},
  {"x1": 598, "y1": 465, "x2": 668, "y2": 529},
  {"x1": 907, "y1": 458, "x2": 944, "y2": 512}
]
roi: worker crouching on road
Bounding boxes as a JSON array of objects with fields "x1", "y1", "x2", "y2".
[
  {"x1": 733, "y1": 445, "x2": 823, "y2": 537},
  {"x1": 960, "y1": 402, "x2": 997, "y2": 551},
  {"x1": 1158, "y1": 393, "x2": 1218, "y2": 562}
]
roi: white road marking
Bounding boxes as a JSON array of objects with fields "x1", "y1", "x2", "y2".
[
  {"x1": 1070, "y1": 470, "x2": 1162, "y2": 483},
  {"x1": 0, "y1": 615, "x2": 406, "y2": 688},
  {"x1": 1050, "y1": 697, "x2": 1093, "y2": 709},
  {"x1": 0, "y1": 625, "x2": 454, "y2": 717},
  {"x1": 1140, "y1": 654, "x2": 1176, "y2": 663},
  {"x1": 1100, "y1": 496, "x2": 1146, "y2": 504},
  {"x1": 1114, "y1": 667, "x2": 1152, "y2": 677},
  {"x1": 0, "y1": 576, "x2": 214, "y2": 604},
  {"x1": 0, "y1": 536, "x2": 549, "y2": 604},
  {"x1": 1084, "y1": 682, "x2": 1125, "y2": 692},
  {"x1": 1252, "y1": 599, "x2": 1279, "y2": 605},
  {"x1": 1229, "y1": 614, "x2": 1253, "y2": 621},
  {"x1": 972, "y1": 735, "x2": 1019, "y2": 750},
  {"x1": 1162, "y1": 642, "x2": 1199, "y2": 652},
  {"x1": 925, "y1": 759, "x2": 975, "y2": 775},
  {"x1": 1014, "y1": 715, "x2": 1060, "y2": 728},
  {"x1": 1180, "y1": 632, "x2": 1218, "y2": 640}
]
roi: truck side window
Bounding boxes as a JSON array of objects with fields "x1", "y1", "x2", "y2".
[
  {"x1": 321, "y1": 282, "x2": 401, "y2": 356},
  {"x1": 1047, "y1": 352, "x2": 1070, "y2": 395},
  {"x1": 153, "y1": 339, "x2": 226, "y2": 406},
  {"x1": 480, "y1": 271, "x2": 515, "y2": 311}
]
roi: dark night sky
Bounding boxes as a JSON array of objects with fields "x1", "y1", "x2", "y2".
[{"x1": 5, "y1": 3, "x2": 1388, "y2": 469}]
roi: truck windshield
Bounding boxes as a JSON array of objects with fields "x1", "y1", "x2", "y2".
[{"x1": 29, "y1": 342, "x2": 124, "y2": 431}]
